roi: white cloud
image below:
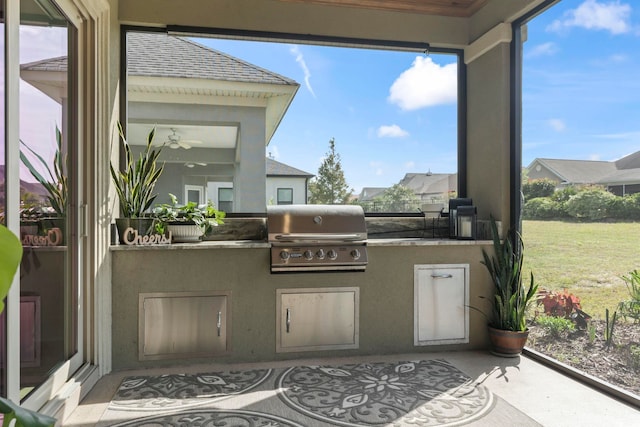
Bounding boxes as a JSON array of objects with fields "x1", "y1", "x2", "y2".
[
  {"x1": 547, "y1": 0, "x2": 631, "y2": 35},
  {"x1": 548, "y1": 118, "x2": 566, "y2": 132},
  {"x1": 526, "y1": 42, "x2": 559, "y2": 58},
  {"x1": 588, "y1": 154, "x2": 602, "y2": 160},
  {"x1": 388, "y1": 56, "x2": 457, "y2": 111},
  {"x1": 404, "y1": 161, "x2": 416, "y2": 169},
  {"x1": 290, "y1": 45, "x2": 316, "y2": 98},
  {"x1": 377, "y1": 124, "x2": 409, "y2": 138}
]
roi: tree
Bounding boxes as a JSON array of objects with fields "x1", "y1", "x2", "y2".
[
  {"x1": 308, "y1": 138, "x2": 353, "y2": 204},
  {"x1": 374, "y1": 184, "x2": 421, "y2": 212}
]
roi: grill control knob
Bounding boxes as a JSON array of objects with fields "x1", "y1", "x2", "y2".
[
  {"x1": 316, "y1": 249, "x2": 325, "y2": 259},
  {"x1": 327, "y1": 249, "x2": 338, "y2": 260},
  {"x1": 303, "y1": 250, "x2": 314, "y2": 260},
  {"x1": 350, "y1": 249, "x2": 361, "y2": 260},
  {"x1": 279, "y1": 251, "x2": 290, "y2": 260}
]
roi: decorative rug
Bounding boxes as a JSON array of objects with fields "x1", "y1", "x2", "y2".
[{"x1": 98, "y1": 359, "x2": 541, "y2": 426}]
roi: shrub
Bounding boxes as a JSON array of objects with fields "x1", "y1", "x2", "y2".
[
  {"x1": 606, "y1": 194, "x2": 640, "y2": 220},
  {"x1": 618, "y1": 270, "x2": 640, "y2": 322},
  {"x1": 523, "y1": 179, "x2": 556, "y2": 201},
  {"x1": 551, "y1": 186, "x2": 578, "y2": 203},
  {"x1": 523, "y1": 197, "x2": 566, "y2": 219},
  {"x1": 536, "y1": 315, "x2": 575, "y2": 337},
  {"x1": 565, "y1": 187, "x2": 616, "y2": 220},
  {"x1": 538, "y1": 288, "x2": 582, "y2": 318}
]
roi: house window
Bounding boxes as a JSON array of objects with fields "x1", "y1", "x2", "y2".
[
  {"x1": 218, "y1": 188, "x2": 233, "y2": 213},
  {"x1": 277, "y1": 188, "x2": 293, "y2": 205},
  {"x1": 184, "y1": 185, "x2": 204, "y2": 205}
]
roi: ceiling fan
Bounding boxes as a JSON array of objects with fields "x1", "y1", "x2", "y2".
[
  {"x1": 184, "y1": 162, "x2": 207, "y2": 168},
  {"x1": 165, "y1": 128, "x2": 203, "y2": 150}
]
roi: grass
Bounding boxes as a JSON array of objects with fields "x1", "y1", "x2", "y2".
[{"x1": 521, "y1": 220, "x2": 640, "y2": 318}]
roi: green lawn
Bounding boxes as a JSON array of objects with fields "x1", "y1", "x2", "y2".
[{"x1": 521, "y1": 220, "x2": 640, "y2": 318}]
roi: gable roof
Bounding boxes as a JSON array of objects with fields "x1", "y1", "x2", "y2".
[
  {"x1": 266, "y1": 158, "x2": 314, "y2": 178},
  {"x1": 126, "y1": 32, "x2": 297, "y2": 86},
  {"x1": 358, "y1": 187, "x2": 388, "y2": 201},
  {"x1": 615, "y1": 151, "x2": 640, "y2": 170},
  {"x1": 529, "y1": 158, "x2": 617, "y2": 184},
  {"x1": 398, "y1": 173, "x2": 457, "y2": 195}
]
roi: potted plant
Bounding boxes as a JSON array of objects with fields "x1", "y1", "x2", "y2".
[
  {"x1": 153, "y1": 193, "x2": 225, "y2": 243},
  {"x1": 481, "y1": 217, "x2": 538, "y2": 356},
  {"x1": 110, "y1": 123, "x2": 165, "y2": 244},
  {"x1": 0, "y1": 224, "x2": 56, "y2": 426},
  {"x1": 20, "y1": 127, "x2": 67, "y2": 245}
]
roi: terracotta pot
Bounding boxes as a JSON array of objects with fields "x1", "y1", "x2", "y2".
[{"x1": 487, "y1": 326, "x2": 529, "y2": 357}]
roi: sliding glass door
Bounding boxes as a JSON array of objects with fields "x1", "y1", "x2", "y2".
[{"x1": 1, "y1": 0, "x2": 81, "y2": 406}]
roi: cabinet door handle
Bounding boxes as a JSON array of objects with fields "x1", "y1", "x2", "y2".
[
  {"x1": 431, "y1": 273, "x2": 453, "y2": 279},
  {"x1": 217, "y1": 311, "x2": 222, "y2": 337},
  {"x1": 286, "y1": 308, "x2": 291, "y2": 333}
]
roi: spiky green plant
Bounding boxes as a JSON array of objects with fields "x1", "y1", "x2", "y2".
[
  {"x1": 481, "y1": 218, "x2": 538, "y2": 332},
  {"x1": 110, "y1": 123, "x2": 165, "y2": 218},
  {"x1": 19, "y1": 127, "x2": 67, "y2": 216}
]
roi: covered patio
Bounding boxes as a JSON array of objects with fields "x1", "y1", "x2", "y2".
[{"x1": 4, "y1": 0, "x2": 640, "y2": 425}]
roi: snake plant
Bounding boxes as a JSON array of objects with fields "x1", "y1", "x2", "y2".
[
  {"x1": 481, "y1": 218, "x2": 538, "y2": 332},
  {"x1": 19, "y1": 127, "x2": 67, "y2": 217},
  {"x1": 110, "y1": 122, "x2": 165, "y2": 218}
]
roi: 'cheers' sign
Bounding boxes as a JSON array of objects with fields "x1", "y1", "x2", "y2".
[
  {"x1": 122, "y1": 227, "x2": 172, "y2": 245},
  {"x1": 22, "y1": 228, "x2": 63, "y2": 246}
]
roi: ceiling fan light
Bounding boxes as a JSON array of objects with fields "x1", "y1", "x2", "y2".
[{"x1": 170, "y1": 142, "x2": 180, "y2": 149}]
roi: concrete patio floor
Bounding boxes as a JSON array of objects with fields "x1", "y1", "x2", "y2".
[{"x1": 62, "y1": 350, "x2": 639, "y2": 426}]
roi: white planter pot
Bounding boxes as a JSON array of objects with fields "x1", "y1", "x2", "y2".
[{"x1": 167, "y1": 223, "x2": 204, "y2": 243}]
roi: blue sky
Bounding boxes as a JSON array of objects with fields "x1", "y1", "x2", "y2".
[
  {"x1": 194, "y1": 0, "x2": 640, "y2": 193},
  {"x1": 9, "y1": 1, "x2": 639, "y2": 194}
]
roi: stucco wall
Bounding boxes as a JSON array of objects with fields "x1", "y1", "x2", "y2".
[
  {"x1": 266, "y1": 176, "x2": 308, "y2": 205},
  {"x1": 466, "y1": 43, "x2": 512, "y2": 225},
  {"x1": 111, "y1": 243, "x2": 494, "y2": 370}
]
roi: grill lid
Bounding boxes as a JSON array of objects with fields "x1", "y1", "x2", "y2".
[
  {"x1": 267, "y1": 204, "x2": 367, "y2": 243},
  {"x1": 267, "y1": 204, "x2": 368, "y2": 272}
]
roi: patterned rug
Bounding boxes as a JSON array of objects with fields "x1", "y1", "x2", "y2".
[{"x1": 98, "y1": 359, "x2": 540, "y2": 426}]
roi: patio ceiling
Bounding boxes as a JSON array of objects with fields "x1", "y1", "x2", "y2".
[{"x1": 275, "y1": 0, "x2": 488, "y2": 17}]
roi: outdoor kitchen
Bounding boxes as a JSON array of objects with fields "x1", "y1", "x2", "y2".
[{"x1": 110, "y1": 206, "x2": 495, "y2": 370}]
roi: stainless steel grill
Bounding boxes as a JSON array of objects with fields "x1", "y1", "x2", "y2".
[{"x1": 267, "y1": 204, "x2": 368, "y2": 272}]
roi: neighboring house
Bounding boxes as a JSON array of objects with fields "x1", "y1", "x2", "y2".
[
  {"x1": 398, "y1": 172, "x2": 458, "y2": 202},
  {"x1": 359, "y1": 173, "x2": 457, "y2": 203},
  {"x1": 266, "y1": 157, "x2": 314, "y2": 205},
  {"x1": 357, "y1": 187, "x2": 388, "y2": 202},
  {"x1": 21, "y1": 32, "x2": 301, "y2": 212},
  {"x1": 527, "y1": 151, "x2": 640, "y2": 196}
]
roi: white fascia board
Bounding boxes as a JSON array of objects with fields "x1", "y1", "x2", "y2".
[{"x1": 464, "y1": 22, "x2": 512, "y2": 64}]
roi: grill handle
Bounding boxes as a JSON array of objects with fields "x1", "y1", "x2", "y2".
[{"x1": 274, "y1": 233, "x2": 364, "y2": 242}]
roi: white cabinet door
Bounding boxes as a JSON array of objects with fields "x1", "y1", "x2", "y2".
[
  {"x1": 277, "y1": 287, "x2": 359, "y2": 352},
  {"x1": 414, "y1": 264, "x2": 469, "y2": 345}
]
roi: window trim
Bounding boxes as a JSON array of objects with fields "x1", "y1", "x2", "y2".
[{"x1": 277, "y1": 188, "x2": 293, "y2": 205}]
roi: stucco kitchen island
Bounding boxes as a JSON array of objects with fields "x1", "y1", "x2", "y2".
[{"x1": 110, "y1": 239, "x2": 494, "y2": 370}]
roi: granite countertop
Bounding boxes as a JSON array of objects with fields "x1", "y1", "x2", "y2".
[{"x1": 110, "y1": 238, "x2": 491, "y2": 250}]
